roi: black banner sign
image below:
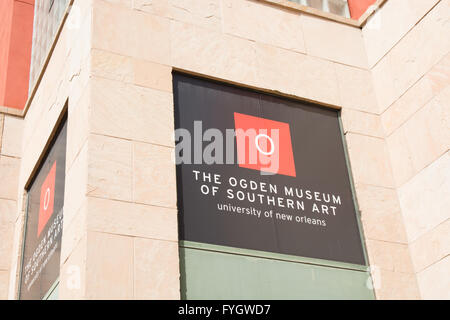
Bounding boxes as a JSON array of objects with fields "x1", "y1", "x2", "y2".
[
  {"x1": 20, "y1": 116, "x2": 67, "y2": 299},
  {"x1": 174, "y1": 73, "x2": 366, "y2": 265}
]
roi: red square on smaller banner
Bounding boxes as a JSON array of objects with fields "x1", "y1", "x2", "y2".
[
  {"x1": 37, "y1": 161, "x2": 57, "y2": 237},
  {"x1": 234, "y1": 112, "x2": 296, "y2": 177}
]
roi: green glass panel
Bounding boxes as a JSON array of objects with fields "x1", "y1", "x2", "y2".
[{"x1": 180, "y1": 247, "x2": 375, "y2": 300}]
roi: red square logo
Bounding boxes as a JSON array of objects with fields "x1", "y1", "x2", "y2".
[
  {"x1": 234, "y1": 112, "x2": 296, "y2": 177},
  {"x1": 37, "y1": 161, "x2": 57, "y2": 237}
]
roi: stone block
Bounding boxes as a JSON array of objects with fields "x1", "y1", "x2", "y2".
[
  {"x1": 134, "y1": 238, "x2": 180, "y2": 299},
  {"x1": 133, "y1": 142, "x2": 177, "y2": 208}
]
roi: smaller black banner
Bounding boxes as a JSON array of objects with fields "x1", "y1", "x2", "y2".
[{"x1": 19, "y1": 117, "x2": 67, "y2": 300}]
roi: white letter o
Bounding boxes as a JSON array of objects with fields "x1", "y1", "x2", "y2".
[{"x1": 255, "y1": 134, "x2": 275, "y2": 156}]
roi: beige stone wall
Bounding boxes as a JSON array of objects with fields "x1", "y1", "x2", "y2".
[
  {"x1": 364, "y1": 0, "x2": 450, "y2": 299},
  {"x1": 0, "y1": 0, "x2": 447, "y2": 300}
]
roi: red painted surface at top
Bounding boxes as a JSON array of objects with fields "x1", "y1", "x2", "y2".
[
  {"x1": 348, "y1": 0, "x2": 377, "y2": 20},
  {"x1": 0, "y1": 0, "x2": 35, "y2": 110},
  {"x1": 0, "y1": 0, "x2": 15, "y2": 106}
]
